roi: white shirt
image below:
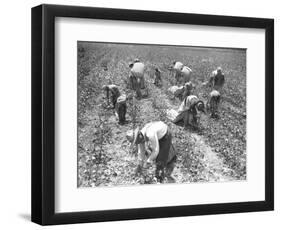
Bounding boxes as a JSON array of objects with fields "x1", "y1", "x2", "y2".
[
  {"x1": 181, "y1": 66, "x2": 192, "y2": 74},
  {"x1": 210, "y1": 90, "x2": 220, "y2": 97},
  {"x1": 130, "y1": 62, "x2": 145, "y2": 76},
  {"x1": 173, "y1": 61, "x2": 184, "y2": 71},
  {"x1": 138, "y1": 121, "x2": 168, "y2": 163}
]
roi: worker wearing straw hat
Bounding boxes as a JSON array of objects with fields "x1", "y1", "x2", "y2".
[{"x1": 127, "y1": 121, "x2": 177, "y2": 183}]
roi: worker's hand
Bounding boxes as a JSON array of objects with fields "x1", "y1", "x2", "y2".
[
  {"x1": 146, "y1": 158, "x2": 154, "y2": 164},
  {"x1": 143, "y1": 161, "x2": 152, "y2": 169}
]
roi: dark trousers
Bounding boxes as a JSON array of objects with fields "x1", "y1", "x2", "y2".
[
  {"x1": 155, "y1": 131, "x2": 176, "y2": 182},
  {"x1": 117, "y1": 103, "x2": 127, "y2": 124},
  {"x1": 111, "y1": 95, "x2": 118, "y2": 108},
  {"x1": 210, "y1": 96, "x2": 220, "y2": 117},
  {"x1": 130, "y1": 75, "x2": 137, "y2": 90},
  {"x1": 154, "y1": 72, "x2": 161, "y2": 86}
]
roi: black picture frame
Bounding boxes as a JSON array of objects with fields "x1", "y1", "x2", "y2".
[{"x1": 31, "y1": 4, "x2": 274, "y2": 225}]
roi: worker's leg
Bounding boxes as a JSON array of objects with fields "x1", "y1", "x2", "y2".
[
  {"x1": 136, "y1": 78, "x2": 142, "y2": 99},
  {"x1": 119, "y1": 104, "x2": 126, "y2": 124},
  {"x1": 155, "y1": 162, "x2": 165, "y2": 183},
  {"x1": 155, "y1": 131, "x2": 172, "y2": 182},
  {"x1": 165, "y1": 155, "x2": 177, "y2": 179},
  {"x1": 117, "y1": 104, "x2": 122, "y2": 124},
  {"x1": 122, "y1": 104, "x2": 127, "y2": 122},
  {"x1": 112, "y1": 95, "x2": 117, "y2": 109},
  {"x1": 183, "y1": 111, "x2": 190, "y2": 128}
]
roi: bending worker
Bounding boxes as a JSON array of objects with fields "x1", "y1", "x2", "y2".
[
  {"x1": 102, "y1": 84, "x2": 120, "y2": 108},
  {"x1": 173, "y1": 95, "x2": 205, "y2": 128},
  {"x1": 207, "y1": 90, "x2": 221, "y2": 118},
  {"x1": 127, "y1": 121, "x2": 176, "y2": 183},
  {"x1": 209, "y1": 67, "x2": 225, "y2": 90},
  {"x1": 115, "y1": 94, "x2": 127, "y2": 124}
]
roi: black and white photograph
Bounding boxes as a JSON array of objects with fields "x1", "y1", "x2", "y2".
[
  {"x1": 29, "y1": 2, "x2": 274, "y2": 226},
  {"x1": 77, "y1": 42, "x2": 246, "y2": 187}
]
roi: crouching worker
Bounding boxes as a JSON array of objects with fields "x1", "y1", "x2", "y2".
[
  {"x1": 127, "y1": 121, "x2": 177, "y2": 183},
  {"x1": 115, "y1": 94, "x2": 127, "y2": 124},
  {"x1": 102, "y1": 84, "x2": 120, "y2": 109},
  {"x1": 207, "y1": 90, "x2": 221, "y2": 118},
  {"x1": 173, "y1": 95, "x2": 205, "y2": 128}
]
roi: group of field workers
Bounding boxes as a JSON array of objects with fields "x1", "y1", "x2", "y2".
[{"x1": 102, "y1": 58, "x2": 225, "y2": 183}]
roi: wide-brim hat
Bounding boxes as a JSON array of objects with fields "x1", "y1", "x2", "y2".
[{"x1": 126, "y1": 127, "x2": 140, "y2": 149}]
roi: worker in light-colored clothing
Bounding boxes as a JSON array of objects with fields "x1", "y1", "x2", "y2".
[
  {"x1": 102, "y1": 84, "x2": 121, "y2": 108},
  {"x1": 172, "y1": 61, "x2": 184, "y2": 84},
  {"x1": 172, "y1": 61, "x2": 192, "y2": 85},
  {"x1": 173, "y1": 95, "x2": 205, "y2": 128},
  {"x1": 181, "y1": 66, "x2": 192, "y2": 84},
  {"x1": 127, "y1": 121, "x2": 176, "y2": 183},
  {"x1": 129, "y1": 59, "x2": 145, "y2": 89}
]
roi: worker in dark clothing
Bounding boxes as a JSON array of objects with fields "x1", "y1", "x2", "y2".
[
  {"x1": 115, "y1": 94, "x2": 127, "y2": 124},
  {"x1": 207, "y1": 90, "x2": 221, "y2": 118},
  {"x1": 154, "y1": 67, "x2": 162, "y2": 87},
  {"x1": 209, "y1": 67, "x2": 225, "y2": 90}
]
